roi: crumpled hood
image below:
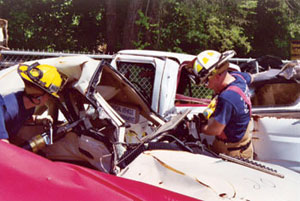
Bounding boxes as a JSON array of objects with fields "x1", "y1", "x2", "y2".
[{"x1": 118, "y1": 149, "x2": 300, "y2": 201}]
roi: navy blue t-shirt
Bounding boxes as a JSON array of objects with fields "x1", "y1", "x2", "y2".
[
  {"x1": 213, "y1": 72, "x2": 251, "y2": 142},
  {"x1": 0, "y1": 91, "x2": 35, "y2": 139}
]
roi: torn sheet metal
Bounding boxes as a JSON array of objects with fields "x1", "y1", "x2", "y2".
[{"x1": 279, "y1": 60, "x2": 300, "y2": 81}]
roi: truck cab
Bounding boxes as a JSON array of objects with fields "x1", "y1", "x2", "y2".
[{"x1": 110, "y1": 49, "x2": 210, "y2": 120}]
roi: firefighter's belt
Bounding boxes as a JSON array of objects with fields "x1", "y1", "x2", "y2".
[{"x1": 227, "y1": 140, "x2": 252, "y2": 152}]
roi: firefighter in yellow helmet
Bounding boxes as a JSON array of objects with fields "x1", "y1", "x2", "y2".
[
  {"x1": 190, "y1": 50, "x2": 254, "y2": 159},
  {"x1": 0, "y1": 62, "x2": 66, "y2": 143}
]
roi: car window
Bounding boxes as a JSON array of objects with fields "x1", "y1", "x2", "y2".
[
  {"x1": 251, "y1": 82, "x2": 300, "y2": 107},
  {"x1": 176, "y1": 67, "x2": 213, "y2": 101},
  {"x1": 116, "y1": 61, "x2": 155, "y2": 105}
]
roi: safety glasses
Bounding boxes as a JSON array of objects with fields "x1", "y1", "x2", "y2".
[
  {"x1": 26, "y1": 92, "x2": 46, "y2": 105},
  {"x1": 201, "y1": 69, "x2": 218, "y2": 85}
]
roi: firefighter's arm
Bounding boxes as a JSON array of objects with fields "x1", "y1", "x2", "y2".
[
  {"x1": 249, "y1": 73, "x2": 255, "y2": 84},
  {"x1": 201, "y1": 117, "x2": 225, "y2": 136}
]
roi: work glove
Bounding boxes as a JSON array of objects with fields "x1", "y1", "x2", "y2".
[
  {"x1": 34, "y1": 115, "x2": 53, "y2": 126},
  {"x1": 193, "y1": 114, "x2": 207, "y2": 133}
]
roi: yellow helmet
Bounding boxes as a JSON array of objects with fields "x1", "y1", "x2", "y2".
[
  {"x1": 193, "y1": 50, "x2": 236, "y2": 83},
  {"x1": 18, "y1": 62, "x2": 67, "y2": 98}
]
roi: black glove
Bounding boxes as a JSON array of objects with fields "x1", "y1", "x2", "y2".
[{"x1": 193, "y1": 114, "x2": 207, "y2": 134}]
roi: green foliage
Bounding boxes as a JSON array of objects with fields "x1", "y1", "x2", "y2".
[
  {"x1": 134, "y1": 10, "x2": 152, "y2": 49},
  {"x1": 246, "y1": 0, "x2": 300, "y2": 58},
  {"x1": 133, "y1": 0, "x2": 299, "y2": 59},
  {"x1": 1, "y1": 0, "x2": 105, "y2": 52},
  {"x1": 206, "y1": 16, "x2": 251, "y2": 53},
  {"x1": 289, "y1": 23, "x2": 300, "y2": 38},
  {"x1": 1, "y1": 0, "x2": 299, "y2": 58},
  {"x1": 133, "y1": 0, "x2": 254, "y2": 55}
]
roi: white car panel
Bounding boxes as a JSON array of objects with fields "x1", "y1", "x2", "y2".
[{"x1": 119, "y1": 150, "x2": 300, "y2": 201}]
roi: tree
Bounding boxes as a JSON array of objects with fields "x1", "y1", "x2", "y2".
[
  {"x1": 122, "y1": 0, "x2": 144, "y2": 49},
  {"x1": 104, "y1": 0, "x2": 118, "y2": 53},
  {"x1": 134, "y1": 0, "x2": 253, "y2": 55},
  {"x1": 0, "y1": 0, "x2": 299, "y2": 58},
  {"x1": 251, "y1": 0, "x2": 300, "y2": 58},
  {"x1": 0, "y1": 0, "x2": 105, "y2": 52}
]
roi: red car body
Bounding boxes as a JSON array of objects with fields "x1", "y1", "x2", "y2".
[{"x1": 0, "y1": 141, "x2": 199, "y2": 201}]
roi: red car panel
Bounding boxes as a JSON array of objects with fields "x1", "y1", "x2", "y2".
[{"x1": 0, "y1": 141, "x2": 199, "y2": 201}]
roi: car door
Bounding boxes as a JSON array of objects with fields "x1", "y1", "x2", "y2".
[{"x1": 251, "y1": 81, "x2": 300, "y2": 173}]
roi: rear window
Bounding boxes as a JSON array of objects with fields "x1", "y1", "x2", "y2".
[
  {"x1": 177, "y1": 67, "x2": 213, "y2": 99},
  {"x1": 175, "y1": 67, "x2": 213, "y2": 106},
  {"x1": 116, "y1": 61, "x2": 155, "y2": 105}
]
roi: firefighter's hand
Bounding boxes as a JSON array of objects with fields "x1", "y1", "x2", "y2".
[
  {"x1": 34, "y1": 115, "x2": 53, "y2": 126},
  {"x1": 194, "y1": 113, "x2": 209, "y2": 133},
  {"x1": 198, "y1": 114, "x2": 208, "y2": 125}
]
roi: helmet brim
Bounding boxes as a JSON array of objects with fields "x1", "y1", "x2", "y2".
[{"x1": 18, "y1": 63, "x2": 67, "y2": 98}]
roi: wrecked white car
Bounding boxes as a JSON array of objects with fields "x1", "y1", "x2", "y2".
[
  {"x1": 0, "y1": 56, "x2": 299, "y2": 200},
  {"x1": 110, "y1": 50, "x2": 300, "y2": 173}
]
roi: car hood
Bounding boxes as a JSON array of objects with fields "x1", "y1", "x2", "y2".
[{"x1": 118, "y1": 149, "x2": 300, "y2": 201}]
